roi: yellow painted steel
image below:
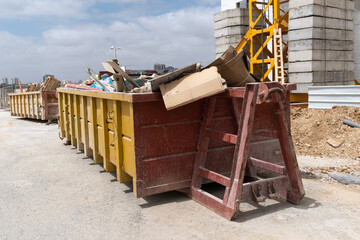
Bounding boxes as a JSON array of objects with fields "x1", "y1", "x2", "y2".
[
  {"x1": 9, "y1": 91, "x2": 43, "y2": 120},
  {"x1": 57, "y1": 88, "x2": 136, "y2": 193},
  {"x1": 235, "y1": 0, "x2": 288, "y2": 82},
  {"x1": 290, "y1": 93, "x2": 308, "y2": 103}
]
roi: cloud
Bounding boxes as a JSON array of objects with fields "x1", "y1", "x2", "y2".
[
  {"x1": 0, "y1": 0, "x2": 148, "y2": 19},
  {"x1": 0, "y1": 5, "x2": 220, "y2": 83},
  {"x1": 0, "y1": 0, "x2": 91, "y2": 19}
]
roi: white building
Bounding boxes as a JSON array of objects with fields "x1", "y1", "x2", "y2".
[{"x1": 221, "y1": 0, "x2": 248, "y2": 11}]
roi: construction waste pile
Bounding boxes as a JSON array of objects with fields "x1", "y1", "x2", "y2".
[
  {"x1": 291, "y1": 106, "x2": 360, "y2": 160},
  {"x1": 292, "y1": 106, "x2": 360, "y2": 186},
  {"x1": 25, "y1": 76, "x2": 62, "y2": 92},
  {"x1": 65, "y1": 46, "x2": 258, "y2": 110}
]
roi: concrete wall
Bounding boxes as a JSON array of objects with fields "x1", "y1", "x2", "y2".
[
  {"x1": 214, "y1": 8, "x2": 250, "y2": 58},
  {"x1": 354, "y1": 0, "x2": 360, "y2": 82},
  {"x1": 288, "y1": 0, "x2": 355, "y2": 93}
]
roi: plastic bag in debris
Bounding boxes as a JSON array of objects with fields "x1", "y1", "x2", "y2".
[
  {"x1": 82, "y1": 78, "x2": 95, "y2": 86},
  {"x1": 90, "y1": 76, "x2": 116, "y2": 91}
]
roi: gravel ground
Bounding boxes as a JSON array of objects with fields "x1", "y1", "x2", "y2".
[{"x1": 1, "y1": 110, "x2": 359, "y2": 240}]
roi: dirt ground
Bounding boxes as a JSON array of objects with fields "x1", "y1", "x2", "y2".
[
  {"x1": 1, "y1": 110, "x2": 360, "y2": 240},
  {"x1": 291, "y1": 106, "x2": 360, "y2": 160}
]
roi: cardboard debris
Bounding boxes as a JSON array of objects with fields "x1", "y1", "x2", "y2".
[
  {"x1": 150, "y1": 63, "x2": 201, "y2": 92},
  {"x1": 207, "y1": 46, "x2": 257, "y2": 87},
  {"x1": 160, "y1": 66, "x2": 227, "y2": 111},
  {"x1": 208, "y1": 45, "x2": 237, "y2": 67}
]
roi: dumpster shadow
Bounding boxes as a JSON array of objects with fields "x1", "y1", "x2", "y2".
[
  {"x1": 234, "y1": 196, "x2": 321, "y2": 223},
  {"x1": 109, "y1": 172, "x2": 118, "y2": 182},
  {"x1": 123, "y1": 182, "x2": 134, "y2": 193},
  {"x1": 139, "y1": 191, "x2": 191, "y2": 209},
  {"x1": 17, "y1": 118, "x2": 48, "y2": 124}
]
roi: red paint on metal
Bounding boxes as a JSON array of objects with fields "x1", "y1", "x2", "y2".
[
  {"x1": 249, "y1": 157, "x2": 286, "y2": 175},
  {"x1": 66, "y1": 83, "x2": 102, "y2": 91},
  {"x1": 19, "y1": 80, "x2": 23, "y2": 93},
  {"x1": 87, "y1": 82, "x2": 304, "y2": 220},
  {"x1": 199, "y1": 167, "x2": 230, "y2": 187},
  {"x1": 185, "y1": 82, "x2": 304, "y2": 220},
  {"x1": 206, "y1": 129, "x2": 237, "y2": 144}
]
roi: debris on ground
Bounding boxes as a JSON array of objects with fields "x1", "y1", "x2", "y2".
[
  {"x1": 329, "y1": 173, "x2": 360, "y2": 185},
  {"x1": 298, "y1": 156, "x2": 360, "y2": 188},
  {"x1": 291, "y1": 106, "x2": 360, "y2": 159},
  {"x1": 326, "y1": 138, "x2": 345, "y2": 148},
  {"x1": 343, "y1": 119, "x2": 360, "y2": 128}
]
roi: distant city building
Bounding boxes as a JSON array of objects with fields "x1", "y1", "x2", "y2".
[
  {"x1": 164, "y1": 66, "x2": 175, "y2": 73},
  {"x1": 43, "y1": 74, "x2": 54, "y2": 82},
  {"x1": 154, "y1": 63, "x2": 166, "y2": 74},
  {"x1": 154, "y1": 63, "x2": 176, "y2": 74},
  {"x1": 11, "y1": 77, "x2": 19, "y2": 85},
  {"x1": 2, "y1": 78, "x2": 8, "y2": 85}
]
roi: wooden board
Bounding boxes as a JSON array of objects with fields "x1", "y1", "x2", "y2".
[
  {"x1": 102, "y1": 61, "x2": 139, "y2": 88},
  {"x1": 150, "y1": 63, "x2": 200, "y2": 92}
]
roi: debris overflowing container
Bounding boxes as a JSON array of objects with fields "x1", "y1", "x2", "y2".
[
  {"x1": 57, "y1": 82, "x2": 304, "y2": 220},
  {"x1": 8, "y1": 91, "x2": 58, "y2": 121}
]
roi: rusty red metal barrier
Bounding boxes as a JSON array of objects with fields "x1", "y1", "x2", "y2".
[{"x1": 187, "y1": 82, "x2": 305, "y2": 220}]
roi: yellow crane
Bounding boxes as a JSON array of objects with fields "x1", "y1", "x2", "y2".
[{"x1": 235, "y1": 0, "x2": 288, "y2": 83}]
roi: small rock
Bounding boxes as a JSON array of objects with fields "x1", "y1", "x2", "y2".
[
  {"x1": 326, "y1": 138, "x2": 345, "y2": 148},
  {"x1": 329, "y1": 174, "x2": 360, "y2": 185}
]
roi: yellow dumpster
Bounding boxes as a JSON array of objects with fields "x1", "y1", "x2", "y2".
[
  {"x1": 8, "y1": 91, "x2": 58, "y2": 121},
  {"x1": 57, "y1": 88, "x2": 203, "y2": 197}
]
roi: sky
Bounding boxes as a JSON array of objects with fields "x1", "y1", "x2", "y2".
[{"x1": 0, "y1": 0, "x2": 220, "y2": 83}]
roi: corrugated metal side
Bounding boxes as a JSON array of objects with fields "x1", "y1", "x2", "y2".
[{"x1": 308, "y1": 86, "x2": 360, "y2": 109}]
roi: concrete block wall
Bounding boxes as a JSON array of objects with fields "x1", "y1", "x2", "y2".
[
  {"x1": 214, "y1": 8, "x2": 251, "y2": 58},
  {"x1": 354, "y1": 0, "x2": 360, "y2": 82},
  {"x1": 214, "y1": 8, "x2": 268, "y2": 80},
  {"x1": 288, "y1": 0, "x2": 355, "y2": 93}
]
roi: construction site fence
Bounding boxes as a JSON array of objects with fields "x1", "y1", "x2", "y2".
[{"x1": 0, "y1": 85, "x2": 18, "y2": 110}]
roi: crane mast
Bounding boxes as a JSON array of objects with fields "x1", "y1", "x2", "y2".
[{"x1": 235, "y1": 0, "x2": 289, "y2": 83}]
